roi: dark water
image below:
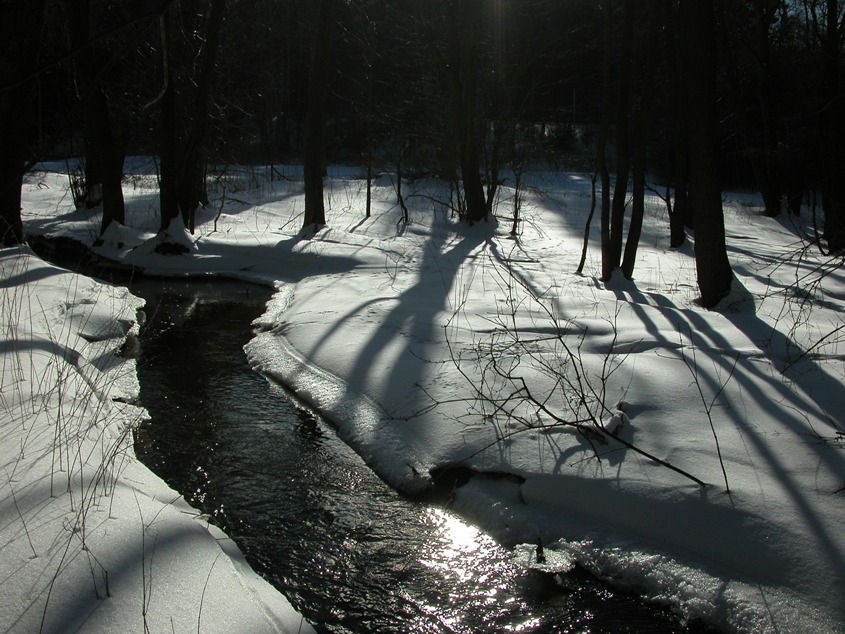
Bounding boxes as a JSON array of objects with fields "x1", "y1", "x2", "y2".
[
  {"x1": 129, "y1": 279, "x2": 701, "y2": 633},
  {"x1": 29, "y1": 238, "x2": 701, "y2": 633}
]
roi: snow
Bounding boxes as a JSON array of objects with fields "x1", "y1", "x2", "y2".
[
  {"x1": 12, "y1": 160, "x2": 845, "y2": 632},
  {"x1": 0, "y1": 246, "x2": 314, "y2": 632}
]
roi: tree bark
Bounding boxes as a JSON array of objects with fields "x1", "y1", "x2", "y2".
[
  {"x1": 683, "y1": 1, "x2": 732, "y2": 307},
  {"x1": 158, "y1": 8, "x2": 180, "y2": 232},
  {"x1": 751, "y1": 0, "x2": 782, "y2": 217},
  {"x1": 622, "y1": 83, "x2": 648, "y2": 278},
  {"x1": 0, "y1": 114, "x2": 27, "y2": 245},
  {"x1": 183, "y1": 0, "x2": 223, "y2": 233},
  {"x1": 598, "y1": 0, "x2": 613, "y2": 276},
  {"x1": 303, "y1": 0, "x2": 337, "y2": 231},
  {"x1": 0, "y1": 0, "x2": 45, "y2": 245},
  {"x1": 449, "y1": 0, "x2": 487, "y2": 224},
  {"x1": 606, "y1": 0, "x2": 634, "y2": 281},
  {"x1": 66, "y1": 0, "x2": 126, "y2": 236},
  {"x1": 159, "y1": 0, "x2": 225, "y2": 234},
  {"x1": 621, "y1": 2, "x2": 654, "y2": 279},
  {"x1": 819, "y1": 0, "x2": 845, "y2": 252}
]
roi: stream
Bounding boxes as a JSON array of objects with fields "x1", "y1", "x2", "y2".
[{"x1": 33, "y1": 238, "x2": 703, "y2": 633}]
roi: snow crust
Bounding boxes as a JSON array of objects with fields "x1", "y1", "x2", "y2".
[{"x1": 17, "y1": 162, "x2": 845, "y2": 632}]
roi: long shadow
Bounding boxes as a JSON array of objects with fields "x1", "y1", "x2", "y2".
[
  {"x1": 0, "y1": 338, "x2": 81, "y2": 366},
  {"x1": 8, "y1": 487, "x2": 280, "y2": 633},
  {"x1": 332, "y1": 223, "x2": 493, "y2": 452},
  {"x1": 0, "y1": 263, "x2": 65, "y2": 289},
  {"x1": 608, "y1": 281, "x2": 845, "y2": 594},
  {"x1": 116, "y1": 233, "x2": 363, "y2": 285},
  {"x1": 723, "y1": 278, "x2": 845, "y2": 429},
  {"x1": 200, "y1": 188, "x2": 303, "y2": 220}
]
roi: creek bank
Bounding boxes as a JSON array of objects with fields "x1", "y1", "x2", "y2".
[{"x1": 28, "y1": 233, "x2": 706, "y2": 632}]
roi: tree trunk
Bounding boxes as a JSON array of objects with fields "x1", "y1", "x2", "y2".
[
  {"x1": 819, "y1": 0, "x2": 845, "y2": 252},
  {"x1": 181, "y1": 0, "x2": 224, "y2": 234},
  {"x1": 683, "y1": 1, "x2": 732, "y2": 307},
  {"x1": 753, "y1": 1, "x2": 782, "y2": 217},
  {"x1": 667, "y1": 1, "x2": 693, "y2": 240},
  {"x1": 158, "y1": 0, "x2": 225, "y2": 234},
  {"x1": 449, "y1": 0, "x2": 487, "y2": 224},
  {"x1": 95, "y1": 88, "x2": 126, "y2": 236},
  {"x1": 158, "y1": 45, "x2": 180, "y2": 231},
  {"x1": 670, "y1": 183, "x2": 689, "y2": 248},
  {"x1": 0, "y1": 111, "x2": 26, "y2": 245},
  {"x1": 598, "y1": 0, "x2": 613, "y2": 278},
  {"x1": 67, "y1": 0, "x2": 126, "y2": 236},
  {"x1": 606, "y1": 0, "x2": 634, "y2": 281},
  {"x1": 303, "y1": 0, "x2": 337, "y2": 231},
  {"x1": 365, "y1": 64, "x2": 373, "y2": 219},
  {"x1": 621, "y1": 3, "x2": 654, "y2": 279},
  {"x1": 622, "y1": 86, "x2": 648, "y2": 278},
  {"x1": 0, "y1": 0, "x2": 45, "y2": 245}
]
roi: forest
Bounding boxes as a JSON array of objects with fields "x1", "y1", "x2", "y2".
[
  {"x1": 2, "y1": 1, "x2": 844, "y2": 290},
  {"x1": 2, "y1": 1, "x2": 845, "y2": 632}
]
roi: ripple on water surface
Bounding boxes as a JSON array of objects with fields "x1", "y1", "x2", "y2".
[{"x1": 130, "y1": 279, "x2": 700, "y2": 633}]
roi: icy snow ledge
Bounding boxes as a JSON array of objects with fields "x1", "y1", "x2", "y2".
[
  {"x1": 246, "y1": 286, "x2": 433, "y2": 494},
  {"x1": 453, "y1": 476, "x2": 840, "y2": 633},
  {"x1": 0, "y1": 248, "x2": 313, "y2": 633}
]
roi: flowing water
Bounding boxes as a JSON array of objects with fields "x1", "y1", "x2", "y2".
[{"x1": 32, "y1": 239, "x2": 703, "y2": 632}]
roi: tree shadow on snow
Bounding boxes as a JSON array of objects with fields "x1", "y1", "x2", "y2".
[{"x1": 607, "y1": 277, "x2": 845, "y2": 595}]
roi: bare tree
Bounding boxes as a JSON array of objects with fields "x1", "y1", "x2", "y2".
[
  {"x1": 302, "y1": 0, "x2": 338, "y2": 232},
  {"x1": 158, "y1": 0, "x2": 225, "y2": 235},
  {"x1": 683, "y1": 0, "x2": 733, "y2": 307},
  {"x1": 65, "y1": 0, "x2": 127, "y2": 236},
  {"x1": 604, "y1": 0, "x2": 633, "y2": 281},
  {"x1": 816, "y1": 0, "x2": 845, "y2": 252},
  {"x1": 446, "y1": 0, "x2": 489, "y2": 224},
  {"x1": 0, "y1": 0, "x2": 47, "y2": 245}
]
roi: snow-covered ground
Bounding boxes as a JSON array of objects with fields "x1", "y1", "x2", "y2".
[
  {"x1": 1, "y1": 169, "x2": 317, "y2": 630},
  {"x1": 12, "y1": 159, "x2": 845, "y2": 632}
]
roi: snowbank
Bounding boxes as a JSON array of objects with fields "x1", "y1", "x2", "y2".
[
  {"x1": 0, "y1": 245, "x2": 313, "y2": 632},
  {"x1": 20, "y1": 164, "x2": 845, "y2": 632}
]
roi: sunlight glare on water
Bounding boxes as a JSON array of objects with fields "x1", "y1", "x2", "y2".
[
  {"x1": 420, "y1": 508, "x2": 490, "y2": 580},
  {"x1": 119, "y1": 277, "x2": 704, "y2": 634},
  {"x1": 413, "y1": 507, "x2": 543, "y2": 632}
]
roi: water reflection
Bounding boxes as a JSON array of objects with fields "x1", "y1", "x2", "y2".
[
  {"x1": 420, "y1": 508, "x2": 488, "y2": 579},
  {"x1": 414, "y1": 508, "x2": 519, "y2": 630},
  {"x1": 130, "y1": 280, "x2": 699, "y2": 633}
]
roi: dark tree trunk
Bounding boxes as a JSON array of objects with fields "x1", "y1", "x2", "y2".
[
  {"x1": 158, "y1": 41, "x2": 180, "y2": 231},
  {"x1": 484, "y1": 120, "x2": 502, "y2": 215},
  {"x1": 752, "y1": 1, "x2": 782, "y2": 217},
  {"x1": 605, "y1": 0, "x2": 634, "y2": 281},
  {"x1": 95, "y1": 89, "x2": 126, "y2": 236},
  {"x1": 667, "y1": 1, "x2": 690, "y2": 246},
  {"x1": 365, "y1": 64, "x2": 373, "y2": 219},
  {"x1": 0, "y1": 84, "x2": 30, "y2": 245},
  {"x1": 460, "y1": 133, "x2": 488, "y2": 224},
  {"x1": 66, "y1": 0, "x2": 126, "y2": 236},
  {"x1": 303, "y1": 0, "x2": 337, "y2": 231},
  {"x1": 622, "y1": 83, "x2": 648, "y2": 278},
  {"x1": 0, "y1": 0, "x2": 45, "y2": 245},
  {"x1": 396, "y1": 157, "x2": 410, "y2": 224},
  {"x1": 576, "y1": 172, "x2": 598, "y2": 274},
  {"x1": 0, "y1": 119, "x2": 26, "y2": 245},
  {"x1": 670, "y1": 183, "x2": 689, "y2": 248},
  {"x1": 598, "y1": 1, "x2": 613, "y2": 277},
  {"x1": 819, "y1": 0, "x2": 845, "y2": 252},
  {"x1": 182, "y1": 0, "x2": 223, "y2": 233},
  {"x1": 683, "y1": 1, "x2": 732, "y2": 307},
  {"x1": 449, "y1": 0, "x2": 487, "y2": 225},
  {"x1": 158, "y1": 0, "x2": 225, "y2": 234},
  {"x1": 621, "y1": 3, "x2": 654, "y2": 279}
]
